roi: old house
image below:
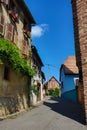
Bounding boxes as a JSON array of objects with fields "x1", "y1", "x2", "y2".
[
  {"x1": 30, "y1": 45, "x2": 45, "y2": 105},
  {"x1": 43, "y1": 76, "x2": 60, "y2": 96},
  {"x1": 0, "y1": 0, "x2": 36, "y2": 116},
  {"x1": 60, "y1": 56, "x2": 79, "y2": 103}
]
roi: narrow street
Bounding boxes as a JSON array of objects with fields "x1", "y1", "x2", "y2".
[{"x1": 0, "y1": 97, "x2": 87, "y2": 130}]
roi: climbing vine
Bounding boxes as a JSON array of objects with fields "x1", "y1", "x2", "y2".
[
  {"x1": 0, "y1": 38, "x2": 35, "y2": 77},
  {"x1": 29, "y1": 85, "x2": 40, "y2": 96},
  {"x1": 28, "y1": 49, "x2": 32, "y2": 64}
]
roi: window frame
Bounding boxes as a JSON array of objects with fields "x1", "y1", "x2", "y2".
[
  {"x1": 0, "y1": 13, "x2": 4, "y2": 36},
  {"x1": 3, "y1": 65, "x2": 10, "y2": 81}
]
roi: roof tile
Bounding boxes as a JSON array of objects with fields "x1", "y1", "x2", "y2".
[{"x1": 63, "y1": 56, "x2": 78, "y2": 74}]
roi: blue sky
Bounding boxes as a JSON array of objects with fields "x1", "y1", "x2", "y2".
[{"x1": 24, "y1": 0, "x2": 75, "y2": 81}]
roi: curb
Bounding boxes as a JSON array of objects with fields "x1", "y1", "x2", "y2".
[
  {"x1": 0, "y1": 97, "x2": 47, "y2": 121},
  {"x1": 0, "y1": 110, "x2": 26, "y2": 121}
]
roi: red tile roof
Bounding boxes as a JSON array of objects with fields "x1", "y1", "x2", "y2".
[{"x1": 63, "y1": 56, "x2": 79, "y2": 75}]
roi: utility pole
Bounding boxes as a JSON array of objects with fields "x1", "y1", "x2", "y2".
[
  {"x1": 46, "y1": 64, "x2": 51, "y2": 81},
  {"x1": 46, "y1": 64, "x2": 51, "y2": 89},
  {"x1": 46, "y1": 64, "x2": 58, "y2": 81},
  {"x1": 46, "y1": 64, "x2": 58, "y2": 89}
]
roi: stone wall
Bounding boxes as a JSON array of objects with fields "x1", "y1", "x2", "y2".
[
  {"x1": 0, "y1": 64, "x2": 30, "y2": 116},
  {"x1": 0, "y1": 2, "x2": 32, "y2": 116},
  {"x1": 1, "y1": 2, "x2": 31, "y2": 55},
  {"x1": 71, "y1": 0, "x2": 87, "y2": 124}
]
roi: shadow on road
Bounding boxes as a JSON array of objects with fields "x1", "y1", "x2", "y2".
[{"x1": 43, "y1": 97, "x2": 86, "y2": 125}]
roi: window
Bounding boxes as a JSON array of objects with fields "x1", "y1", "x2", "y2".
[
  {"x1": 4, "y1": 23, "x2": 14, "y2": 41},
  {"x1": 23, "y1": 20, "x2": 31, "y2": 37},
  {"x1": 4, "y1": 66, "x2": 10, "y2": 80},
  {"x1": 8, "y1": 1, "x2": 19, "y2": 22},
  {"x1": 0, "y1": 13, "x2": 4, "y2": 36},
  {"x1": 22, "y1": 39, "x2": 28, "y2": 56},
  {"x1": 74, "y1": 78, "x2": 79, "y2": 86},
  {"x1": 14, "y1": 31, "x2": 18, "y2": 44},
  {"x1": 2, "y1": 0, "x2": 9, "y2": 6}
]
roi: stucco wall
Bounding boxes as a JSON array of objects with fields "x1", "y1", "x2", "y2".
[
  {"x1": 60, "y1": 70, "x2": 79, "y2": 102},
  {"x1": 0, "y1": 64, "x2": 30, "y2": 116},
  {"x1": 60, "y1": 68, "x2": 79, "y2": 94},
  {"x1": 62, "y1": 89, "x2": 77, "y2": 103},
  {"x1": 61, "y1": 75, "x2": 79, "y2": 94}
]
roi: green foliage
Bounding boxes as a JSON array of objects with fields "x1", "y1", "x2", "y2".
[
  {"x1": 30, "y1": 85, "x2": 40, "y2": 96},
  {"x1": 30, "y1": 85, "x2": 38, "y2": 95},
  {"x1": 28, "y1": 50, "x2": 32, "y2": 64},
  {"x1": 47, "y1": 89, "x2": 54, "y2": 96},
  {"x1": 29, "y1": 50, "x2": 32, "y2": 58},
  {"x1": 0, "y1": 59, "x2": 3, "y2": 64},
  {"x1": 54, "y1": 87, "x2": 61, "y2": 97},
  {"x1": 47, "y1": 87, "x2": 61, "y2": 97},
  {"x1": 0, "y1": 38, "x2": 35, "y2": 77}
]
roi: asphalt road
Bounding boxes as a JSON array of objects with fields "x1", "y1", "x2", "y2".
[{"x1": 0, "y1": 97, "x2": 87, "y2": 130}]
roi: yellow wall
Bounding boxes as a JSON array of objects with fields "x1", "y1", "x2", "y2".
[
  {"x1": 0, "y1": 2, "x2": 32, "y2": 116},
  {"x1": 0, "y1": 64, "x2": 30, "y2": 116}
]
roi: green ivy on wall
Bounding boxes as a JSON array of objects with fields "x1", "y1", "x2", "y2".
[
  {"x1": 29, "y1": 85, "x2": 40, "y2": 96},
  {"x1": 0, "y1": 38, "x2": 35, "y2": 77}
]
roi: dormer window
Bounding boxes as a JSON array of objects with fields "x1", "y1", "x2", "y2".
[
  {"x1": 23, "y1": 21, "x2": 31, "y2": 38},
  {"x1": 13, "y1": 6, "x2": 19, "y2": 17},
  {"x1": 8, "y1": 1, "x2": 19, "y2": 22},
  {"x1": 8, "y1": 7, "x2": 19, "y2": 22},
  {"x1": 23, "y1": 25, "x2": 29, "y2": 33}
]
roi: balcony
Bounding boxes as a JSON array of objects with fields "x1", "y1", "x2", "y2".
[{"x1": 8, "y1": 10, "x2": 19, "y2": 22}]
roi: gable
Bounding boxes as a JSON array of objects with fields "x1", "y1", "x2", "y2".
[
  {"x1": 49, "y1": 78, "x2": 59, "y2": 86},
  {"x1": 44, "y1": 76, "x2": 60, "y2": 88},
  {"x1": 60, "y1": 56, "x2": 79, "y2": 76}
]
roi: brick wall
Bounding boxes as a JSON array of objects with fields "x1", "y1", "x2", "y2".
[
  {"x1": 48, "y1": 77, "x2": 60, "y2": 89},
  {"x1": 71, "y1": 0, "x2": 87, "y2": 124}
]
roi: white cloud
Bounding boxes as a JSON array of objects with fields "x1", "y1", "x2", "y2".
[{"x1": 31, "y1": 24, "x2": 48, "y2": 38}]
